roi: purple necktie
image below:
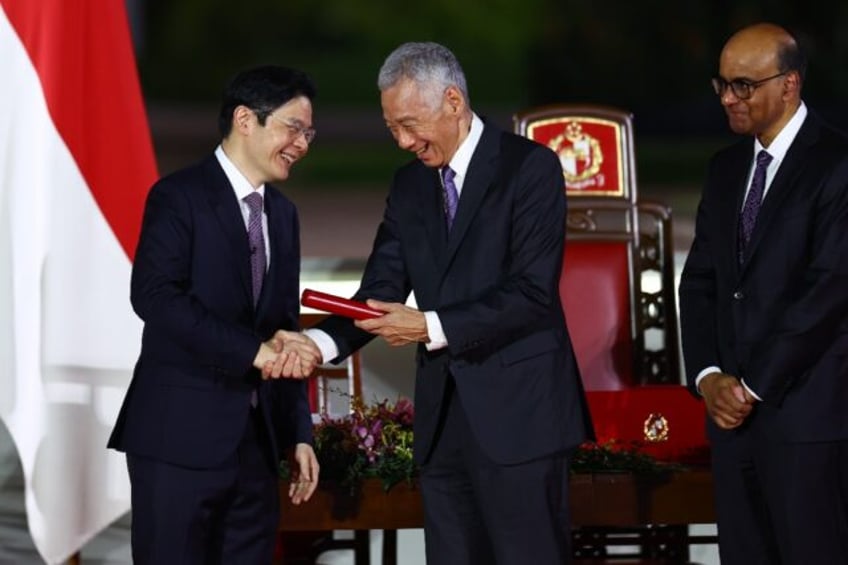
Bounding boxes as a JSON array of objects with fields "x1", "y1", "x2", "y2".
[
  {"x1": 441, "y1": 166, "x2": 459, "y2": 231},
  {"x1": 244, "y1": 192, "x2": 266, "y2": 306},
  {"x1": 738, "y1": 150, "x2": 773, "y2": 262}
]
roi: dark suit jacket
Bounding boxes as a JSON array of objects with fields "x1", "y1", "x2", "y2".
[
  {"x1": 108, "y1": 154, "x2": 312, "y2": 469},
  {"x1": 318, "y1": 123, "x2": 592, "y2": 465},
  {"x1": 680, "y1": 111, "x2": 848, "y2": 443}
]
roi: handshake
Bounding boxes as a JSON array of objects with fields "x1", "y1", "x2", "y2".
[{"x1": 252, "y1": 330, "x2": 322, "y2": 380}]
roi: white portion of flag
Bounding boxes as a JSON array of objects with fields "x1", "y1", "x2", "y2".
[{"x1": 0, "y1": 5, "x2": 142, "y2": 563}]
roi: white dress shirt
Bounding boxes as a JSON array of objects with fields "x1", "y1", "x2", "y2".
[{"x1": 215, "y1": 145, "x2": 269, "y2": 269}]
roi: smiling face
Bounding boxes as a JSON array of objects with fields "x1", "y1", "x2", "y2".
[
  {"x1": 225, "y1": 95, "x2": 313, "y2": 187},
  {"x1": 717, "y1": 24, "x2": 801, "y2": 147},
  {"x1": 381, "y1": 78, "x2": 469, "y2": 168}
]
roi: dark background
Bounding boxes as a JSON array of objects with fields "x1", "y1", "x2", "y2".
[{"x1": 127, "y1": 0, "x2": 848, "y2": 186}]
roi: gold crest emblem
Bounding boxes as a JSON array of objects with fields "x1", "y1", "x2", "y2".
[
  {"x1": 548, "y1": 121, "x2": 604, "y2": 188},
  {"x1": 643, "y1": 413, "x2": 669, "y2": 443}
]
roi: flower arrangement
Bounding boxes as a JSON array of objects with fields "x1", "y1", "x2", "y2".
[
  {"x1": 281, "y1": 395, "x2": 682, "y2": 493},
  {"x1": 281, "y1": 396, "x2": 417, "y2": 492}
]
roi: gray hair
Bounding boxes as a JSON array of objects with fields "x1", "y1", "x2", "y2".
[{"x1": 377, "y1": 42, "x2": 470, "y2": 109}]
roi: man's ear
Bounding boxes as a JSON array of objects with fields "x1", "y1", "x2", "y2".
[
  {"x1": 444, "y1": 86, "x2": 465, "y2": 114},
  {"x1": 232, "y1": 105, "x2": 254, "y2": 134},
  {"x1": 783, "y1": 71, "x2": 801, "y2": 98}
]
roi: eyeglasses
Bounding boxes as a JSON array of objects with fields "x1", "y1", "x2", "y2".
[
  {"x1": 711, "y1": 72, "x2": 787, "y2": 100},
  {"x1": 269, "y1": 114, "x2": 316, "y2": 144}
]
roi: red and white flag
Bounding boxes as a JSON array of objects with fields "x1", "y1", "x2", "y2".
[{"x1": 0, "y1": 0, "x2": 157, "y2": 562}]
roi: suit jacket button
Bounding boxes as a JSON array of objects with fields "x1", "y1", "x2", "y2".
[{"x1": 733, "y1": 291, "x2": 744, "y2": 300}]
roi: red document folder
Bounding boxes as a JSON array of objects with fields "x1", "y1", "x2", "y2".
[{"x1": 300, "y1": 289, "x2": 382, "y2": 320}]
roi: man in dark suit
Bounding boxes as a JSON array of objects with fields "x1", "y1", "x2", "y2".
[
  {"x1": 108, "y1": 66, "x2": 322, "y2": 564},
  {"x1": 301, "y1": 42, "x2": 592, "y2": 564},
  {"x1": 679, "y1": 23, "x2": 848, "y2": 564}
]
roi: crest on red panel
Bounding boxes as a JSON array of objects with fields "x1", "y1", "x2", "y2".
[
  {"x1": 526, "y1": 118, "x2": 625, "y2": 197},
  {"x1": 643, "y1": 413, "x2": 669, "y2": 443}
]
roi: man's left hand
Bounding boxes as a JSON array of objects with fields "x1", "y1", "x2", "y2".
[
  {"x1": 288, "y1": 443, "x2": 319, "y2": 505},
  {"x1": 354, "y1": 300, "x2": 428, "y2": 346}
]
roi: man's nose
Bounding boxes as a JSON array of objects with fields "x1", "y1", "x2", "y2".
[
  {"x1": 396, "y1": 129, "x2": 415, "y2": 151},
  {"x1": 720, "y1": 87, "x2": 740, "y2": 106}
]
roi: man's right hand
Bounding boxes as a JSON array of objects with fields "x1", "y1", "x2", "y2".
[
  {"x1": 699, "y1": 372, "x2": 754, "y2": 429},
  {"x1": 253, "y1": 331, "x2": 322, "y2": 379},
  {"x1": 253, "y1": 341, "x2": 297, "y2": 378}
]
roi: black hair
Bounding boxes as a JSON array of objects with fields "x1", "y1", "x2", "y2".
[{"x1": 217, "y1": 65, "x2": 316, "y2": 138}]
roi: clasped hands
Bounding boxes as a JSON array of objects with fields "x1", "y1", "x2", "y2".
[
  {"x1": 253, "y1": 330, "x2": 322, "y2": 379},
  {"x1": 699, "y1": 372, "x2": 757, "y2": 430},
  {"x1": 251, "y1": 299, "x2": 427, "y2": 380}
]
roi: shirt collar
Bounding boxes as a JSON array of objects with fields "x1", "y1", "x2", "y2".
[
  {"x1": 443, "y1": 113, "x2": 484, "y2": 190},
  {"x1": 215, "y1": 145, "x2": 266, "y2": 201},
  {"x1": 754, "y1": 101, "x2": 807, "y2": 163}
]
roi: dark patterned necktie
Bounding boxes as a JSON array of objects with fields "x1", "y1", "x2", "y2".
[
  {"x1": 738, "y1": 150, "x2": 773, "y2": 262},
  {"x1": 441, "y1": 166, "x2": 459, "y2": 231},
  {"x1": 244, "y1": 192, "x2": 266, "y2": 305}
]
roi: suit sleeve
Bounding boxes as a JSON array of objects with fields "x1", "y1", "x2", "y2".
[
  {"x1": 273, "y1": 379, "x2": 313, "y2": 448},
  {"x1": 314, "y1": 177, "x2": 414, "y2": 361},
  {"x1": 130, "y1": 180, "x2": 260, "y2": 376},
  {"x1": 679, "y1": 160, "x2": 723, "y2": 394}
]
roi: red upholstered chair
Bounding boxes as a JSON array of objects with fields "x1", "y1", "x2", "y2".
[
  {"x1": 561, "y1": 240, "x2": 634, "y2": 390},
  {"x1": 515, "y1": 104, "x2": 680, "y2": 390},
  {"x1": 515, "y1": 105, "x2": 708, "y2": 563}
]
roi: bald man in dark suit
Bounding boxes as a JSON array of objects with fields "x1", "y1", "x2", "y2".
[{"x1": 680, "y1": 23, "x2": 848, "y2": 564}]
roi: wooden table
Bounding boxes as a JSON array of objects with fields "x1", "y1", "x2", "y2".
[{"x1": 279, "y1": 469, "x2": 715, "y2": 564}]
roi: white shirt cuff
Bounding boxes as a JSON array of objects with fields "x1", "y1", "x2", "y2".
[
  {"x1": 694, "y1": 366, "x2": 721, "y2": 395},
  {"x1": 424, "y1": 311, "x2": 448, "y2": 351}
]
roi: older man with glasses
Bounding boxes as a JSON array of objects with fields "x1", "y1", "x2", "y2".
[{"x1": 680, "y1": 22, "x2": 848, "y2": 565}]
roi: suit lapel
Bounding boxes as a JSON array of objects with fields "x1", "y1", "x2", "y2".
[
  {"x1": 421, "y1": 167, "x2": 448, "y2": 261},
  {"x1": 440, "y1": 125, "x2": 500, "y2": 272},
  {"x1": 721, "y1": 143, "x2": 753, "y2": 276},
  {"x1": 742, "y1": 115, "x2": 818, "y2": 268},
  {"x1": 256, "y1": 187, "x2": 290, "y2": 315},
  {"x1": 203, "y1": 157, "x2": 253, "y2": 303}
]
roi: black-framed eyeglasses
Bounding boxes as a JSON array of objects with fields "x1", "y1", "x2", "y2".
[
  {"x1": 269, "y1": 115, "x2": 317, "y2": 144},
  {"x1": 711, "y1": 72, "x2": 787, "y2": 100}
]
